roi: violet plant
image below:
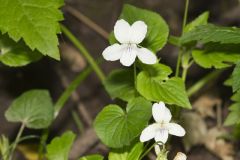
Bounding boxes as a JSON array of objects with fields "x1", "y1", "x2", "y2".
[{"x1": 0, "y1": 0, "x2": 240, "y2": 160}]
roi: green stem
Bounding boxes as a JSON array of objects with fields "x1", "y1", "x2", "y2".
[
  {"x1": 54, "y1": 66, "x2": 93, "y2": 117},
  {"x1": 182, "y1": 0, "x2": 190, "y2": 31},
  {"x1": 38, "y1": 129, "x2": 49, "y2": 160},
  {"x1": 39, "y1": 64, "x2": 96, "y2": 158},
  {"x1": 175, "y1": 50, "x2": 183, "y2": 77},
  {"x1": 71, "y1": 110, "x2": 84, "y2": 133},
  {"x1": 168, "y1": 35, "x2": 180, "y2": 47},
  {"x1": 182, "y1": 67, "x2": 188, "y2": 82},
  {"x1": 60, "y1": 24, "x2": 106, "y2": 82},
  {"x1": 175, "y1": 0, "x2": 190, "y2": 77},
  {"x1": 187, "y1": 70, "x2": 223, "y2": 97},
  {"x1": 139, "y1": 142, "x2": 164, "y2": 160},
  {"x1": 10, "y1": 123, "x2": 25, "y2": 160}
]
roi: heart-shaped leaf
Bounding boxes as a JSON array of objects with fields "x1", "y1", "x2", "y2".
[
  {"x1": 136, "y1": 64, "x2": 191, "y2": 108},
  {"x1": 94, "y1": 97, "x2": 152, "y2": 148},
  {"x1": 5, "y1": 89, "x2": 54, "y2": 129},
  {"x1": 104, "y1": 69, "x2": 137, "y2": 101},
  {"x1": 108, "y1": 142, "x2": 143, "y2": 160}
]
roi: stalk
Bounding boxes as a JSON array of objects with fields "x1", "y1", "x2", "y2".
[
  {"x1": 187, "y1": 70, "x2": 223, "y2": 97},
  {"x1": 60, "y1": 25, "x2": 106, "y2": 82},
  {"x1": 9, "y1": 123, "x2": 25, "y2": 160},
  {"x1": 175, "y1": 0, "x2": 190, "y2": 77}
]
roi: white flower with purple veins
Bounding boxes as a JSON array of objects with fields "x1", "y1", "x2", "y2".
[
  {"x1": 140, "y1": 102, "x2": 186, "y2": 144},
  {"x1": 102, "y1": 19, "x2": 157, "y2": 66}
]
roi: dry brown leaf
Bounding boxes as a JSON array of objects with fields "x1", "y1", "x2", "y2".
[
  {"x1": 203, "y1": 127, "x2": 234, "y2": 160},
  {"x1": 182, "y1": 112, "x2": 208, "y2": 151},
  {"x1": 17, "y1": 144, "x2": 39, "y2": 160},
  {"x1": 193, "y1": 95, "x2": 221, "y2": 118},
  {"x1": 60, "y1": 43, "x2": 86, "y2": 72}
]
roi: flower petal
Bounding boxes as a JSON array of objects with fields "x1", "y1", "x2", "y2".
[
  {"x1": 130, "y1": 21, "x2": 147, "y2": 44},
  {"x1": 120, "y1": 44, "x2": 137, "y2": 66},
  {"x1": 140, "y1": 123, "x2": 159, "y2": 142},
  {"x1": 154, "y1": 129, "x2": 168, "y2": 143},
  {"x1": 102, "y1": 44, "x2": 123, "y2": 61},
  {"x1": 168, "y1": 123, "x2": 186, "y2": 137},
  {"x1": 137, "y1": 47, "x2": 157, "y2": 64},
  {"x1": 173, "y1": 152, "x2": 187, "y2": 160},
  {"x1": 114, "y1": 19, "x2": 131, "y2": 43},
  {"x1": 152, "y1": 102, "x2": 172, "y2": 123},
  {"x1": 154, "y1": 145, "x2": 161, "y2": 155}
]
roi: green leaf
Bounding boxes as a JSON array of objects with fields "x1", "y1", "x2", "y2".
[
  {"x1": 184, "y1": 11, "x2": 209, "y2": 33},
  {"x1": 94, "y1": 97, "x2": 152, "y2": 148},
  {"x1": 0, "y1": 0, "x2": 64, "y2": 60},
  {"x1": 224, "y1": 76, "x2": 232, "y2": 87},
  {"x1": 79, "y1": 155, "x2": 104, "y2": 160},
  {"x1": 224, "y1": 110, "x2": 240, "y2": 126},
  {"x1": 231, "y1": 90, "x2": 240, "y2": 102},
  {"x1": 136, "y1": 64, "x2": 191, "y2": 108},
  {"x1": 0, "y1": 135, "x2": 10, "y2": 160},
  {"x1": 192, "y1": 50, "x2": 240, "y2": 69},
  {"x1": 181, "y1": 24, "x2": 240, "y2": 45},
  {"x1": 232, "y1": 62, "x2": 240, "y2": 92},
  {"x1": 224, "y1": 91, "x2": 240, "y2": 126},
  {"x1": 139, "y1": 63, "x2": 172, "y2": 81},
  {"x1": 104, "y1": 69, "x2": 137, "y2": 101},
  {"x1": 223, "y1": 64, "x2": 240, "y2": 126},
  {"x1": 108, "y1": 142, "x2": 143, "y2": 160},
  {"x1": 0, "y1": 33, "x2": 42, "y2": 67},
  {"x1": 47, "y1": 131, "x2": 75, "y2": 160},
  {"x1": 168, "y1": 35, "x2": 180, "y2": 47},
  {"x1": 110, "y1": 4, "x2": 169, "y2": 52},
  {"x1": 5, "y1": 89, "x2": 54, "y2": 129}
]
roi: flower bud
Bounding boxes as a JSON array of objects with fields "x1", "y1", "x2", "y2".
[{"x1": 173, "y1": 152, "x2": 187, "y2": 160}]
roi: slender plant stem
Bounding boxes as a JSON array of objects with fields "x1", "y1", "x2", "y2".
[
  {"x1": 10, "y1": 123, "x2": 25, "y2": 160},
  {"x1": 139, "y1": 142, "x2": 164, "y2": 160},
  {"x1": 60, "y1": 24, "x2": 106, "y2": 82},
  {"x1": 39, "y1": 64, "x2": 97, "y2": 158},
  {"x1": 54, "y1": 66, "x2": 93, "y2": 117},
  {"x1": 187, "y1": 70, "x2": 223, "y2": 97},
  {"x1": 175, "y1": 0, "x2": 190, "y2": 77},
  {"x1": 182, "y1": 67, "x2": 188, "y2": 82},
  {"x1": 71, "y1": 110, "x2": 84, "y2": 133},
  {"x1": 175, "y1": 50, "x2": 183, "y2": 77},
  {"x1": 182, "y1": 0, "x2": 190, "y2": 31},
  {"x1": 65, "y1": 6, "x2": 109, "y2": 39},
  {"x1": 38, "y1": 129, "x2": 49, "y2": 160}
]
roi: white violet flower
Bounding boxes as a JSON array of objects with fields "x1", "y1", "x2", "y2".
[
  {"x1": 102, "y1": 19, "x2": 157, "y2": 66},
  {"x1": 173, "y1": 152, "x2": 187, "y2": 160},
  {"x1": 140, "y1": 102, "x2": 186, "y2": 144}
]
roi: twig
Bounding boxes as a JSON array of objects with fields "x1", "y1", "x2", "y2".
[
  {"x1": 55, "y1": 68, "x2": 92, "y2": 127},
  {"x1": 65, "y1": 5, "x2": 109, "y2": 40},
  {"x1": 69, "y1": 128, "x2": 99, "y2": 159},
  {"x1": 60, "y1": 25, "x2": 106, "y2": 83},
  {"x1": 216, "y1": 101, "x2": 222, "y2": 129},
  {"x1": 77, "y1": 103, "x2": 92, "y2": 126}
]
